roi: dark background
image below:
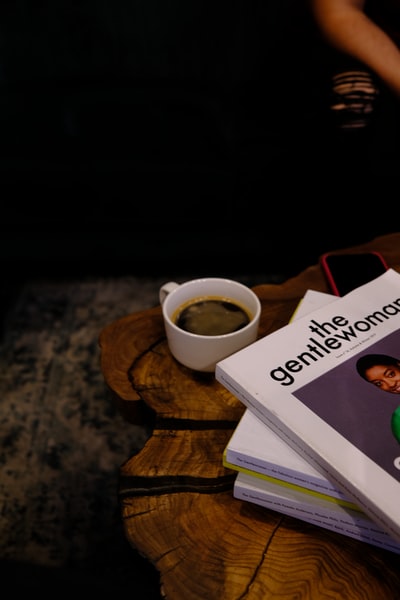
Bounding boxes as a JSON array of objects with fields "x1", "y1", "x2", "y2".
[
  {"x1": 0, "y1": 3, "x2": 399, "y2": 595},
  {"x1": 0, "y1": 0, "x2": 398, "y2": 281}
]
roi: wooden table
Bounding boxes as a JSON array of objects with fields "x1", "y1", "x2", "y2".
[{"x1": 99, "y1": 233, "x2": 400, "y2": 600}]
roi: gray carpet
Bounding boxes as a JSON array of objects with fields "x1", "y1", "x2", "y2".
[
  {"x1": 0, "y1": 272, "x2": 275, "y2": 594},
  {"x1": 0, "y1": 275, "x2": 172, "y2": 594}
]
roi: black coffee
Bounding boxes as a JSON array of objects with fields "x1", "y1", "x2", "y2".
[{"x1": 174, "y1": 297, "x2": 250, "y2": 336}]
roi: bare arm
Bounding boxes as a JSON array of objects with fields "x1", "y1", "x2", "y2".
[{"x1": 310, "y1": 0, "x2": 400, "y2": 96}]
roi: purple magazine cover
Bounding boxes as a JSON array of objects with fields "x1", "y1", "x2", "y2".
[{"x1": 294, "y1": 329, "x2": 400, "y2": 480}]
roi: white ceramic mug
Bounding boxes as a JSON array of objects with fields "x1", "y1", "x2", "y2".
[{"x1": 159, "y1": 277, "x2": 261, "y2": 372}]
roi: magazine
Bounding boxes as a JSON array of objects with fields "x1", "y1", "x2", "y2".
[
  {"x1": 223, "y1": 289, "x2": 354, "y2": 506},
  {"x1": 223, "y1": 409, "x2": 357, "y2": 508},
  {"x1": 234, "y1": 472, "x2": 400, "y2": 554},
  {"x1": 216, "y1": 269, "x2": 400, "y2": 542}
]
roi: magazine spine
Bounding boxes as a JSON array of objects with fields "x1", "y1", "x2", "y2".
[
  {"x1": 223, "y1": 453, "x2": 359, "y2": 510},
  {"x1": 234, "y1": 473, "x2": 400, "y2": 555}
]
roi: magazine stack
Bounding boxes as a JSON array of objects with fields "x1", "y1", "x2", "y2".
[{"x1": 217, "y1": 277, "x2": 400, "y2": 554}]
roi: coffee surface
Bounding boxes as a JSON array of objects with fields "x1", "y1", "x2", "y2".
[{"x1": 175, "y1": 298, "x2": 250, "y2": 336}]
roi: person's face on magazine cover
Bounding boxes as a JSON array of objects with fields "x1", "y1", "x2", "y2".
[{"x1": 363, "y1": 361, "x2": 400, "y2": 394}]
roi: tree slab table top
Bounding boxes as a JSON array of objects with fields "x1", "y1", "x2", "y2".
[{"x1": 99, "y1": 232, "x2": 400, "y2": 600}]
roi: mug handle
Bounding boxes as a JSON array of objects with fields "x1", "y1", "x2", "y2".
[{"x1": 159, "y1": 281, "x2": 180, "y2": 305}]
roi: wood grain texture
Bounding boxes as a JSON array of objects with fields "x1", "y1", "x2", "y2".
[{"x1": 99, "y1": 232, "x2": 400, "y2": 599}]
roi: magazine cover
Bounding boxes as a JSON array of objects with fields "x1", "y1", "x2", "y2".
[
  {"x1": 216, "y1": 269, "x2": 400, "y2": 542},
  {"x1": 223, "y1": 289, "x2": 353, "y2": 505}
]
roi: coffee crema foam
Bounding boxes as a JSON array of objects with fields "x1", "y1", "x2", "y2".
[{"x1": 172, "y1": 295, "x2": 251, "y2": 336}]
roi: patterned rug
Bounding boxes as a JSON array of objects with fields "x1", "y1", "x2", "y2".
[
  {"x1": 0, "y1": 275, "x2": 172, "y2": 593},
  {"x1": 0, "y1": 272, "x2": 275, "y2": 594}
]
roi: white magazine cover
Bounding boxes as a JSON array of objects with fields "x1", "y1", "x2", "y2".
[
  {"x1": 216, "y1": 269, "x2": 400, "y2": 543},
  {"x1": 224, "y1": 290, "x2": 355, "y2": 505}
]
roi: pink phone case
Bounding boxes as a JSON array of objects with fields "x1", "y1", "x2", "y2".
[{"x1": 320, "y1": 251, "x2": 389, "y2": 296}]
